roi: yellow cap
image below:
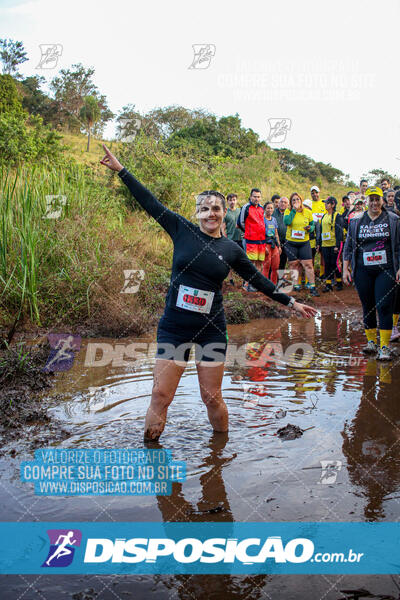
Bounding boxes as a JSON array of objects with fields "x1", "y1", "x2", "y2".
[{"x1": 365, "y1": 186, "x2": 383, "y2": 197}]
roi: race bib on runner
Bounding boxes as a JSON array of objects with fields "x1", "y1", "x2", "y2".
[
  {"x1": 322, "y1": 232, "x2": 331, "y2": 240},
  {"x1": 176, "y1": 284, "x2": 215, "y2": 313},
  {"x1": 363, "y1": 250, "x2": 387, "y2": 266},
  {"x1": 292, "y1": 230, "x2": 305, "y2": 240}
]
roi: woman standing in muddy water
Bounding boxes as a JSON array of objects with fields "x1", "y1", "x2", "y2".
[{"x1": 100, "y1": 144, "x2": 317, "y2": 441}]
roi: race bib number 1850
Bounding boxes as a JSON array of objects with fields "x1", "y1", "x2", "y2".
[{"x1": 176, "y1": 285, "x2": 215, "y2": 313}]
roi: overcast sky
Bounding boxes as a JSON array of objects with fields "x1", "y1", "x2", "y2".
[{"x1": 2, "y1": 0, "x2": 399, "y2": 184}]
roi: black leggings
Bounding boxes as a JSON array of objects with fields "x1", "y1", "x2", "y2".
[
  {"x1": 311, "y1": 247, "x2": 316, "y2": 263},
  {"x1": 393, "y1": 285, "x2": 400, "y2": 315},
  {"x1": 321, "y1": 247, "x2": 340, "y2": 282},
  {"x1": 279, "y1": 246, "x2": 287, "y2": 270},
  {"x1": 354, "y1": 265, "x2": 396, "y2": 330}
]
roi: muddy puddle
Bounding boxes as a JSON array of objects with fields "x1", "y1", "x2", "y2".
[{"x1": 1, "y1": 311, "x2": 400, "y2": 599}]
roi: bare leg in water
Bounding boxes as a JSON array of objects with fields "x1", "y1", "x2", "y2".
[
  {"x1": 196, "y1": 361, "x2": 228, "y2": 432},
  {"x1": 144, "y1": 358, "x2": 228, "y2": 441}
]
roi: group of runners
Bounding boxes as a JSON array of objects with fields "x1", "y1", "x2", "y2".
[
  {"x1": 100, "y1": 144, "x2": 400, "y2": 440},
  {"x1": 224, "y1": 180, "x2": 400, "y2": 361}
]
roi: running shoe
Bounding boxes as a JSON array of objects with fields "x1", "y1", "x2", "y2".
[
  {"x1": 305, "y1": 282, "x2": 311, "y2": 289},
  {"x1": 322, "y1": 284, "x2": 333, "y2": 293},
  {"x1": 362, "y1": 340, "x2": 378, "y2": 354},
  {"x1": 293, "y1": 285, "x2": 301, "y2": 292},
  {"x1": 390, "y1": 326, "x2": 400, "y2": 342},
  {"x1": 247, "y1": 283, "x2": 258, "y2": 292},
  {"x1": 335, "y1": 282, "x2": 343, "y2": 291},
  {"x1": 309, "y1": 287, "x2": 320, "y2": 297},
  {"x1": 377, "y1": 346, "x2": 392, "y2": 361}
]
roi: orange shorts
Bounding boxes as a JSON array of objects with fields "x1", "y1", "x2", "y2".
[{"x1": 246, "y1": 243, "x2": 266, "y2": 261}]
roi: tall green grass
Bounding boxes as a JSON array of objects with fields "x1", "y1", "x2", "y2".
[
  {"x1": 0, "y1": 162, "x2": 126, "y2": 327},
  {"x1": 0, "y1": 134, "x2": 350, "y2": 331}
]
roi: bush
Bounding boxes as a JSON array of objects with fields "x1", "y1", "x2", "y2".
[
  {"x1": 0, "y1": 112, "x2": 65, "y2": 166},
  {"x1": 0, "y1": 74, "x2": 24, "y2": 116}
]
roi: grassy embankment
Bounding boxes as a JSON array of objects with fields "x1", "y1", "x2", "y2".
[{"x1": 0, "y1": 132, "x2": 349, "y2": 340}]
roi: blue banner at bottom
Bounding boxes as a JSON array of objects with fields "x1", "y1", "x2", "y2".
[{"x1": 0, "y1": 522, "x2": 399, "y2": 574}]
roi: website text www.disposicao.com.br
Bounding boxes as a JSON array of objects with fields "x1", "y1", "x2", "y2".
[{"x1": 82, "y1": 536, "x2": 364, "y2": 565}]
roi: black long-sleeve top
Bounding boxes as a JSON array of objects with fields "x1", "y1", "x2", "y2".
[{"x1": 118, "y1": 168, "x2": 292, "y2": 326}]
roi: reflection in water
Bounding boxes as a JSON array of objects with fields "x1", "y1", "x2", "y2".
[
  {"x1": 2, "y1": 313, "x2": 400, "y2": 597},
  {"x1": 156, "y1": 433, "x2": 234, "y2": 522},
  {"x1": 39, "y1": 312, "x2": 400, "y2": 527},
  {"x1": 154, "y1": 433, "x2": 269, "y2": 599},
  {"x1": 342, "y1": 359, "x2": 400, "y2": 521}
]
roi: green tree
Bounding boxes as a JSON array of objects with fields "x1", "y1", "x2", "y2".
[
  {"x1": 362, "y1": 169, "x2": 400, "y2": 188},
  {"x1": 79, "y1": 95, "x2": 101, "y2": 151},
  {"x1": 274, "y1": 148, "x2": 346, "y2": 184},
  {"x1": 0, "y1": 74, "x2": 24, "y2": 115},
  {"x1": 91, "y1": 94, "x2": 113, "y2": 136},
  {"x1": 116, "y1": 104, "x2": 142, "y2": 141},
  {"x1": 146, "y1": 105, "x2": 212, "y2": 139},
  {"x1": 19, "y1": 75, "x2": 58, "y2": 123},
  {"x1": 315, "y1": 161, "x2": 345, "y2": 184},
  {"x1": 0, "y1": 38, "x2": 28, "y2": 77},
  {"x1": 167, "y1": 113, "x2": 262, "y2": 159},
  {"x1": 50, "y1": 63, "x2": 113, "y2": 133},
  {"x1": 0, "y1": 112, "x2": 64, "y2": 166}
]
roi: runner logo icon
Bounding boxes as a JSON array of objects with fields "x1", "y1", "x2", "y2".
[{"x1": 42, "y1": 529, "x2": 82, "y2": 567}]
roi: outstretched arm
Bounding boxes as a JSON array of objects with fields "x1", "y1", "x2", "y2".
[
  {"x1": 231, "y1": 246, "x2": 317, "y2": 318},
  {"x1": 100, "y1": 144, "x2": 183, "y2": 239}
]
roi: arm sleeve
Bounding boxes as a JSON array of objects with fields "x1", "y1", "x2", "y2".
[
  {"x1": 316, "y1": 221, "x2": 321, "y2": 246},
  {"x1": 309, "y1": 221, "x2": 315, "y2": 233},
  {"x1": 236, "y1": 206, "x2": 246, "y2": 232},
  {"x1": 343, "y1": 221, "x2": 353, "y2": 261},
  {"x1": 335, "y1": 214, "x2": 343, "y2": 245},
  {"x1": 231, "y1": 245, "x2": 291, "y2": 306},
  {"x1": 118, "y1": 167, "x2": 184, "y2": 239},
  {"x1": 395, "y1": 192, "x2": 400, "y2": 214},
  {"x1": 284, "y1": 209, "x2": 296, "y2": 225},
  {"x1": 394, "y1": 216, "x2": 400, "y2": 267}
]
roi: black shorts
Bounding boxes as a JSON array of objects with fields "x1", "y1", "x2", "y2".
[
  {"x1": 285, "y1": 241, "x2": 312, "y2": 261},
  {"x1": 155, "y1": 311, "x2": 228, "y2": 363}
]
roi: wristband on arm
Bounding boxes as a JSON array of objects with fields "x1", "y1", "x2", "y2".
[{"x1": 287, "y1": 297, "x2": 295, "y2": 308}]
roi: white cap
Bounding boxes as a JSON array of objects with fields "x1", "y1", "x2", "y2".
[
  {"x1": 310, "y1": 185, "x2": 320, "y2": 193},
  {"x1": 303, "y1": 199, "x2": 312, "y2": 210}
]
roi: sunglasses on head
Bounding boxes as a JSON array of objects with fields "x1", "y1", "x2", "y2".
[{"x1": 199, "y1": 190, "x2": 225, "y2": 201}]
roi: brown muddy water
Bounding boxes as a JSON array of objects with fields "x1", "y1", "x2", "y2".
[{"x1": 1, "y1": 311, "x2": 400, "y2": 599}]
